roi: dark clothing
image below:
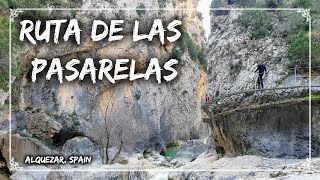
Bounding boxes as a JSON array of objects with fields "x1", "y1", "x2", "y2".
[
  {"x1": 256, "y1": 64, "x2": 267, "y2": 75},
  {"x1": 255, "y1": 64, "x2": 267, "y2": 89},
  {"x1": 257, "y1": 74, "x2": 264, "y2": 89}
]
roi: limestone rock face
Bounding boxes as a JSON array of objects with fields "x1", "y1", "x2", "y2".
[
  {"x1": 27, "y1": 112, "x2": 62, "y2": 139},
  {"x1": 206, "y1": 99, "x2": 320, "y2": 158},
  {"x1": 61, "y1": 137, "x2": 102, "y2": 164},
  {"x1": 206, "y1": 9, "x2": 292, "y2": 96},
  {"x1": 17, "y1": 0, "x2": 207, "y2": 155}
]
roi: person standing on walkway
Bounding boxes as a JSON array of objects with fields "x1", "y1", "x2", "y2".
[
  {"x1": 255, "y1": 62, "x2": 267, "y2": 89},
  {"x1": 205, "y1": 94, "x2": 210, "y2": 102}
]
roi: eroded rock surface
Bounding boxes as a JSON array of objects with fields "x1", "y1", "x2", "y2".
[
  {"x1": 61, "y1": 137, "x2": 102, "y2": 164},
  {"x1": 205, "y1": 99, "x2": 320, "y2": 158},
  {"x1": 27, "y1": 112, "x2": 62, "y2": 139}
]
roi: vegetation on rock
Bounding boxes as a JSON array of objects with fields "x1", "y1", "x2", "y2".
[{"x1": 171, "y1": 31, "x2": 205, "y2": 68}]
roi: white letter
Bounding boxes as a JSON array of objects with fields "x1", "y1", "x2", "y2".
[
  {"x1": 129, "y1": 59, "x2": 145, "y2": 81},
  {"x1": 163, "y1": 59, "x2": 178, "y2": 81},
  {"x1": 46, "y1": 58, "x2": 64, "y2": 83},
  {"x1": 91, "y1": 20, "x2": 108, "y2": 42},
  {"x1": 133, "y1": 20, "x2": 148, "y2": 42},
  {"x1": 148, "y1": 19, "x2": 165, "y2": 45},
  {"x1": 25, "y1": 156, "x2": 31, "y2": 164},
  {"x1": 65, "y1": 59, "x2": 80, "y2": 81},
  {"x1": 34, "y1": 20, "x2": 50, "y2": 43},
  {"x1": 63, "y1": 19, "x2": 81, "y2": 45},
  {"x1": 167, "y1": 20, "x2": 182, "y2": 42},
  {"x1": 31, "y1": 58, "x2": 47, "y2": 82},
  {"x1": 20, "y1": 20, "x2": 36, "y2": 44},
  {"x1": 109, "y1": 20, "x2": 124, "y2": 41},
  {"x1": 49, "y1": 19, "x2": 67, "y2": 44},
  {"x1": 114, "y1": 59, "x2": 129, "y2": 81},
  {"x1": 98, "y1": 59, "x2": 115, "y2": 84},
  {"x1": 79, "y1": 58, "x2": 97, "y2": 83},
  {"x1": 145, "y1": 58, "x2": 162, "y2": 83}
]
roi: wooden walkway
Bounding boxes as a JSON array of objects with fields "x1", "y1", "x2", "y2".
[
  {"x1": 205, "y1": 85, "x2": 320, "y2": 105},
  {"x1": 202, "y1": 85, "x2": 320, "y2": 121}
]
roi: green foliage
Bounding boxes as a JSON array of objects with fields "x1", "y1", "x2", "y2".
[
  {"x1": 0, "y1": 70, "x2": 9, "y2": 92},
  {"x1": 287, "y1": 30, "x2": 309, "y2": 66},
  {"x1": 0, "y1": 15, "x2": 9, "y2": 60},
  {"x1": 11, "y1": 82, "x2": 21, "y2": 110},
  {"x1": 0, "y1": 0, "x2": 9, "y2": 9},
  {"x1": 210, "y1": 0, "x2": 222, "y2": 8},
  {"x1": 291, "y1": 0, "x2": 312, "y2": 8},
  {"x1": 215, "y1": 146, "x2": 225, "y2": 154},
  {"x1": 0, "y1": 104, "x2": 9, "y2": 111},
  {"x1": 235, "y1": 0, "x2": 256, "y2": 7},
  {"x1": 171, "y1": 31, "x2": 205, "y2": 67},
  {"x1": 312, "y1": 40, "x2": 320, "y2": 66},
  {"x1": 229, "y1": 62, "x2": 242, "y2": 77},
  {"x1": 264, "y1": 0, "x2": 284, "y2": 7},
  {"x1": 235, "y1": 11, "x2": 272, "y2": 39},
  {"x1": 304, "y1": 94, "x2": 320, "y2": 99}
]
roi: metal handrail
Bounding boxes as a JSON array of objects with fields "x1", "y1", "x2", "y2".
[{"x1": 288, "y1": 66, "x2": 320, "y2": 70}]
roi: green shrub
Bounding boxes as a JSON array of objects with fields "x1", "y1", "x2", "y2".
[
  {"x1": 215, "y1": 146, "x2": 225, "y2": 154},
  {"x1": 210, "y1": 0, "x2": 223, "y2": 8},
  {"x1": 311, "y1": 42, "x2": 320, "y2": 66},
  {"x1": 235, "y1": 0, "x2": 256, "y2": 7},
  {"x1": 0, "y1": 104, "x2": 9, "y2": 111},
  {"x1": 287, "y1": 30, "x2": 309, "y2": 66},
  {"x1": 264, "y1": 0, "x2": 283, "y2": 8},
  {"x1": 171, "y1": 31, "x2": 205, "y2": 68},
  {"x1": 0, "y1": 15, "x2": 9, "y2": 60},
  {"x1": 235, "y1": 11, "x2": 272, "y2": 39},
  {"x1": 0, "y1": 70, "x2": 9, "y2": 92},
  {"x1": 291, "y1": 0, "x2": 312, "y2": 8},
  {"x1": 0, "y1": 0, "x2": 8, "y2": 9}
]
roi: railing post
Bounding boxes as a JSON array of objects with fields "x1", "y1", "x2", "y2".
[
  {"x1": 103, "y1": 147, "x2": 107, "y2": 164},
  {"x1": 294, "y1": 65, "x2": 297, "y2": 84}
]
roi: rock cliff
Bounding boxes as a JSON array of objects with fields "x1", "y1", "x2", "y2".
[
  {"x1": 4, "y1": 0, "x2": 208, "y2": 167},
  {"x1": 203, "y1": 0, "x2": 320, "y2": 159}
]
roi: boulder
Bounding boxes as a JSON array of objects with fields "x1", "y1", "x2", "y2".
[
  {"x1": 10, "y1": 166, "x2": 50, "y2": 180},
  {"x1": 176, "y1": 139, "x2": 207, "y2": 162},
  {"x1": 0, "y1": 134, "x2": 53, "y2": 169},
  {"x1": 0, "y1": 89, "x2": 8, "y2": 105},
  {"x1": 61, "y1": 137, "x2": 102, "y2": 164},
  {"x1": 27, "y1": 112, "x2": 62, "y2": 139},
  {"x1": 47, "y1": 170, "x2": 151, "y2": 180},
  {"x1": 13, "y1": 111, "x2": 31, "y2": 130}
]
